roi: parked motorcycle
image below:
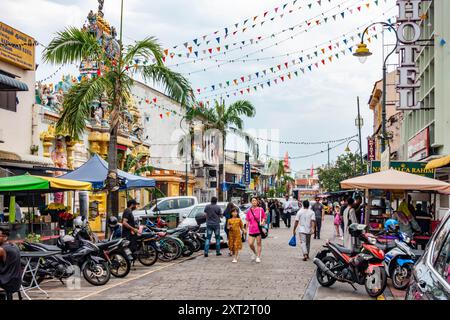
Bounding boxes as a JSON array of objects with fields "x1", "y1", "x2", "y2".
[
  {"x1": 314, "y1": 223, "x2": 387, "y2": 298},
  {"x1": 23, "y1": 235, "x2": 111, "y2": 286},
  {"x1": 142, "y1": 219, "x2": 184, "y2": 261}
]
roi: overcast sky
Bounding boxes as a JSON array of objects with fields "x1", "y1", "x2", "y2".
[{"x1": 1, "y1": 0, "x2": 398, "y2": 174}]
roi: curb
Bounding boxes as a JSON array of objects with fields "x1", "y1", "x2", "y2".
[{"x1": 302, "y1": 272, "x2": 319, "y2": 300}]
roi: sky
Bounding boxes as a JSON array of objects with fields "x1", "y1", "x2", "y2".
[{"x1": 1, "y1": 0, "x2": 399, "y2": 174}]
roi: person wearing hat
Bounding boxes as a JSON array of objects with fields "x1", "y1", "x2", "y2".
[{"x1": 121, "y1": 199, "x2": 140, "y2": 252}]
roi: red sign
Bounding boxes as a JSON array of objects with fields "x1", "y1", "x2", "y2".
[
  {"x1": 408, "y1": 127, "x2": 429, "y2": 161},
  {"x1": 368, "y1": 138, "x2": 376, "y2": 161}
]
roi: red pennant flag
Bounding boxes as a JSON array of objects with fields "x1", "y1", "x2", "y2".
[
  {"x1": 328, "y1": 45, "x2": 332, "y2": 50},
  {"x1": 284, "y1": 62, "x2": 288, "y2": 68},
  {"x1": 321, "y1": 59, "x2": 325, "y2": 65},
  {"x1": 97, "y1": 69, "x2": 101, "y2": 76},
  {"x1": 159, "y1": 114, "x2": 163, "y2": 119},
  {"x1": 264, "y1": 11, "x2": 268, "y2": 17},
  {"x1": 357, "y1": 6, "x2": 361, "y2": 11},
  {"x1": 162, "y1": 56, "x2": 166, "y2": 62},
  {"x1": 208, "y1": 48, "x2": 213, "y2": 54},
  {"x1": 145, "y1": 99, "x2": 150, "y2": 104},
  {"x1": 275, "y1": 7, "x2": 279, "y2": 13},
  {"x1": 153, "y1": 98, "x2": 157, "y2": 103},
  {"x1": 277, "y1": 65, "x2": 281, "y2": 70},
  {"x1": 233, "y1": 31, "x2": 238, "y2": 35},
  {"x1": 280, "y1": 76, "x2": 284, "y2": 81},
  {"x1": 316, "y1": 20, "x2": 320, "y2": 25},
  {"x1": 240, "y1": 90, "x2": 244, "y2": 95},
  {"x1": 216, "y1": 47, "x2": 220, "y2": 52},
  {"x1": 164, "y1": 49, "x2": 169, "y2": 56},
  {"x1": 328, "y1": 56, "x2": 333, "y2": 62},
  {"x1": 197, "y1": 89, "x2": 201, "y2": 93},
  {"x1": 246, "y1": 88, "x2": 250, "y2": 93}
]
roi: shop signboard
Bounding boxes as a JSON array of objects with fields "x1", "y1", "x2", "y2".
[
  {"x1": 243, "y1": 161, "x2": 251, "y2": 185},
  {"x1": 368, "y1": 137, "x2": 376, "y2": 161},
  {"x1": 408, "y1": 127, "x2": 429, "y2": 161},
  {"x1": 0, "y1": 22, "x2": 35, "y2": 70},
  {"x1": 370, "y1": 160, "x2": 435, "y2": 178},
  {"x1": 396, "y1": 0, "x2": 422, "y2": 110}
]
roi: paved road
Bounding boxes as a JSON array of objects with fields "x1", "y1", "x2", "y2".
[{"x1": 26, "y1": 214, "x2": 392, "y2": 300}]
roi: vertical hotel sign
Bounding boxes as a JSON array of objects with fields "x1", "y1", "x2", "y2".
[
  {"x1": 396, "y1": 0, "x2": 422, "y2": 110},
  {"x1": 0, "y1": 22, "x2": 35, "y2": 70}
]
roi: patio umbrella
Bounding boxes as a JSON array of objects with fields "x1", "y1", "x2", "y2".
[{"x1": 340, "y1": 169, "x2": 450, "y2": 194}]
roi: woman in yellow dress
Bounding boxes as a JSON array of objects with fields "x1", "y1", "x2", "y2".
[{"x1": 227, "y1": 208, "x2": 245, "y2": 263}]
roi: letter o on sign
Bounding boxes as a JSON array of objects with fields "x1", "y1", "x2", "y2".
[{"x1": 397, "y1": 22, "x2": 421, "y2": 44}]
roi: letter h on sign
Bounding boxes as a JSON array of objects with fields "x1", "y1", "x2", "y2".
[{"x1": 396, "y1": 0, "x2": 422, "y2": 110}]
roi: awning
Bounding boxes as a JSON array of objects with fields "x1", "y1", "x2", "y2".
[
  {"x1": 0, "y1": 150, "x2": 54, "y2": 167},
  {"x1": 341, "y1": 169, "x2": 450, "y2": 194},
  {"x1": 61, "y1": 154, "x2": 155, "y2": 190},
  {"x1": 0, "y1": 73, "x2": 29, "y2": 91},
  {"x1": 0, "y1": 174, "x2": 92, "y2": 193},
  {"x1": 425, "y1": 155, "x2": 450, "y2": 170}
]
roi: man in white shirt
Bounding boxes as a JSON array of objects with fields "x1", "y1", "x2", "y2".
[{"x1": 293, "y1": 200, "x2": 316, "y2": 261}]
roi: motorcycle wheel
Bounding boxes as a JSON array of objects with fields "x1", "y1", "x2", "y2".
[
  {"x1": 82, "y1": 260, "x2": 111, "y2": 286},
  {"x1": 158, "y1": 238, "x2": 181, "y2": 262},
  {"x1": 392, "y1": 263, "x2": 413, "y2": 290},
  {"x1": 316, "y1": 256, "x2": 338, "y2": 287},
  {"x1": 192, "y1": 238, "x2": 202, "y2": 252},
  {"x1": 365, "y1": 266, "x2": 387, "y2": 298},
  {"x1": 137, "y1": 243, "x2": 158, "y2": 266},
  {"x1": 109, "y1": 252, "x2": 131, "y2": 278},
  {"x1": 182, "y1": 240, "x2": 195, "y2": 257}
]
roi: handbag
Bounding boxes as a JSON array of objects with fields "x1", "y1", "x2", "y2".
[
  {"x1": 250, "y1": 208, "x2": 268, "y2": 239},
  {"x1": 288, "y1": 235, "x2": 296, "y2": 247}
]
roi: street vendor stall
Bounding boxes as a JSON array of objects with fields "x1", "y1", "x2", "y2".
[
  {"x1": 0, "y1": 174, "x2": 92, "y2": 242},
  {"x1": 341, "y1": 169, "x2": 450, "y2": 248}
]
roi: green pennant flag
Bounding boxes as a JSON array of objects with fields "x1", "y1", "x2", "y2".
[
  {"x1": 294, "y1": 71, "x2": 298, "y2": 76},
  {"x1": 270, "y1": 67, "x2": 274, "y2": 72},
  {"x1": 314, "y1": 51, "x2": 318, "y2": 56},
  {"x1": 226, "y1": 81, "x2": 230, "y2": 86},
  {"x1": 225, "y1": 45, "x2": 229, "y2": 50},
  {"x1": 308, "y1": 3, "x2": 312, "y2": 9},
  {"x1": 375, "y1": 0, "x2": 378, "y2": 5}
]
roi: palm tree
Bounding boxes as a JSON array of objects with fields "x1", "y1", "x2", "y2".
[
  {"x1": 43, "y1": 26, "x2": 193, "y2": 218},
  {"x1": 122, "y1": 153, "x2": 154, "y2": 176},
  {"x1": 185, "y1": 99, "x2": 258, "y2": 200}
]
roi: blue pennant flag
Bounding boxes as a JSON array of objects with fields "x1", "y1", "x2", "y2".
[
  {"x1": 308, "y1": 65, "x2": 312, "y2": 71},
  {"x1": 193, "y1": 39, "x2": 198, "y2": 45},
  {"x1": 256, "y1": 72, "x2": 259, "y2": 78},
  {"x1": 267, "y1": 81, "x2": 271, "y2": 87},
  {"x1": 225, "y1": 27, "x2": 228, "y2": 34},
  {"x1": 341, "y1": 12, "x2": 345, "y2": 18},
  {"x1": 299, "y1": 57, "x2": 303, "y2": 63}
]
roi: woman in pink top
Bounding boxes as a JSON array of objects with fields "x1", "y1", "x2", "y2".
[{"x1": 245, "y1": 197, "x2": 267, "y2": 263}]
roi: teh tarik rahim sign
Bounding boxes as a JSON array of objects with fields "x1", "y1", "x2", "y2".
[{"x1": 396, "y1": 0, "x2": 422, "y2": 110}]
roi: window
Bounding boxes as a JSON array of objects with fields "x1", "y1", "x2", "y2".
[
  {"x1": 0, "y1": 91, "x2": 17, "y2": 112},
  {"x1": 179, "y1": 198, "x2": 194, "y2": 209},
  {"x1": 433, "y1": 232, "x2": 450, "y2": 285}
]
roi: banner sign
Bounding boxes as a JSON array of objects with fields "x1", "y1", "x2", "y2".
[
  {"x1": 244, "y1": 161, "x2": 251, "y2": 185},
  {"x1": 368, "y1": 137, "x2": 376, "y2": 161},
  {"x1": 408, "y1": 126, "x2": 429, "y2": 161},
  {"x1": 0, "y1": 22, "x2": 35, "y2": 70},
  {"x1": 396, "y1": 0, "x2": 422, "y2": 110},
  {"x1": 370, "y1": 160, "x2": 435, "y2": 178}
]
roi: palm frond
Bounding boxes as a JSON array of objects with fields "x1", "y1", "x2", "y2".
[
  {"x1": 43, "y1": 27, "x2": 101, "y2": 65},
  {"x1": 135, "y1": 165, "x2": 154, "y2": 175},
  {"x1": 124, "y1": 37, "x2": 163, "y2": 65},
  {"x1": 56, "y1": 76, "x2": 110, "y2": 139},
  {"x1": 139, "y1": 64, "x2": 193, "y2": 107}
]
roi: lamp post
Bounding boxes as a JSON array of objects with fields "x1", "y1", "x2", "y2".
[
  {"x1": 180, "y1": 115, "x2": 190, "y2": 196},
  {"x1": 355, "y1": 96, "x2": 364, "y2": 175},
  {"x1": 353, "y1": 22, "x2": 399, "y2": 154}
]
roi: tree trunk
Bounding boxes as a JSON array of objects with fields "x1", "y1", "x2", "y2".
[{"x1": 105, "y1": 78, "x2": 122, "y2": 238}]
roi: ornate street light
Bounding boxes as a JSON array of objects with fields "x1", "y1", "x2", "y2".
[{"x1": 353, "y1": 21, "x2": 399, "y2": 154}]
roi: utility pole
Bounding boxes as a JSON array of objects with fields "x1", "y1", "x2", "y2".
[
  {"x1": 327, "y1": 143, "x2": 330, "y2": 168},
  {"x1": 357, "y1": 96, "x2": 364, "y2": 175}
]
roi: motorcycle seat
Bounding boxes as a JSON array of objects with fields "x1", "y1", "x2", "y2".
[
  {"x1": 34, "y1": 243, "x2": 61, "y2": 252},
  {"x1": 332, "y1": 243, "x2": 354, "y2": 255},
  {"x1": 97, "y1": 239, "x2": 122, "y2": 249}
]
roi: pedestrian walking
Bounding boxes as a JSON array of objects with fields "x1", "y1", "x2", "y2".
[
  {"x1": 282, "y1": 195, "x2": 293, "y2": 228},
  {"x1": 292, "y1": 200, "x2": 316, "y2": 261},
  {"x1": 312, "y1": 196, "x2": 324, "y2": 239},
  {"x1": 121, "y1": 199, "x2": 140, "y2": 253},
  {"x1": 274, "y1": 200, "x2": 281, "y2": 228},
  {"x1": 223, "y1": 202, "x2": 236, "y2": 256},
  {"x1": 343, "y1": 198, "x2": 358, "y2": 249},
  {"x1": 340, "y1": 196, "x2": 348, "y2": 236},
  {"x1": 333, "y1": 205, "x2": 342, "y2": 239},
  {"x1": 204, "y1": 196, "x2": 223, "y2": 257},
  {"x1": 246, "y1": 197, "x2": 267, "y2": 263},
  {"x1": 0, "y1": 228, "x2": 22, "y2": 299},
  {"x1": 227, "y1": 207, "x2": 245, "y2": 263}
]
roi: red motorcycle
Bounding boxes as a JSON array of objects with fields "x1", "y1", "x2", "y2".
[{"x1": 314, "y1": 224, "x2": 387, "y2": 298}]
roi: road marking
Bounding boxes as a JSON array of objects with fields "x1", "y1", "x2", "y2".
[{"x1": 77, "y1": 254, "x2": 200, "y2": 300}]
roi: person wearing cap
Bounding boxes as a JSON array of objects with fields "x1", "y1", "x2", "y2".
[{"x1": 121, "y1": 199, "x2": 140, "y2": 252}]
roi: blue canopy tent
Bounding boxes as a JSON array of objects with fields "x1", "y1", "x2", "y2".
[{"x1": 61, "y1": 154, "x2": 156, "y2": 190}]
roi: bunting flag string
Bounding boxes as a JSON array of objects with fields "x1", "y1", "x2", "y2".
[
  {"x1": 163, "y1": 0, "x2": 341, "y2": 56},
  {"x1": 167, "y1": 0, "x2": 365, "y2": 67},
  {"x1": 175, "y1": 0, "x2": 389, "y2": 74},
  {"x1": 255, "y1": 134, "x2": 358, "y2": 145},
  {"x1": 194, "y1": 30, "x2": 383, "y2": 103},
  {"x1": 196, "y1": 27, "x2": 383, "y2": 96},
  {"x1": 130, "y1": 92, "x2": 183, "y2": 119}
]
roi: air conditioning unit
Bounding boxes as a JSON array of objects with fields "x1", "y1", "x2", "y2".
[{"x1": 195, "y1": 168, "x2": 204, "y2": 177}]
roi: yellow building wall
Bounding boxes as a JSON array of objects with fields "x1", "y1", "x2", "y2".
[{"x1": 168, "y1": 182, "x2": 180, "y2": 197}]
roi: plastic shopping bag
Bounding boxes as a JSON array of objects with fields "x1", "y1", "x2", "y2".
[{"x1": 288, "y1": 235, "x2": 297, "y2": 247}]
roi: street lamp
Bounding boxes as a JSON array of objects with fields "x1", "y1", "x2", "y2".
[
  {"x1": 345, "y1": 139, "x2": 362, "y2": 176},
  {"x1": 353, "y1": 21, "x2": 399, "y2": 154}
]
